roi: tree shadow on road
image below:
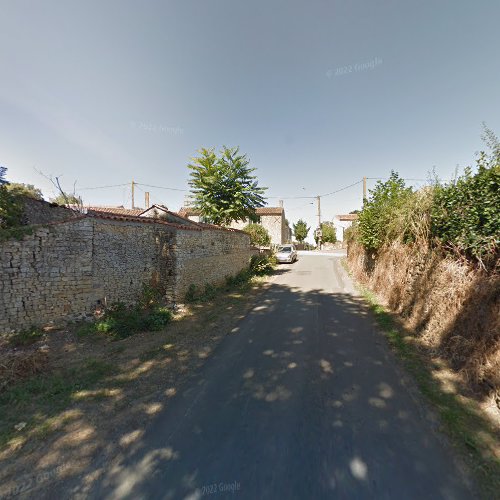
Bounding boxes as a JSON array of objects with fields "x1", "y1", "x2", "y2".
[{"x1": 71, "y1": 282, "x2": 486, "y2": 499}]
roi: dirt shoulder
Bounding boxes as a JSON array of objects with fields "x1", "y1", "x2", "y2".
[{"x1": 0, "y1": 275, "x2": 274, "y2": 498}]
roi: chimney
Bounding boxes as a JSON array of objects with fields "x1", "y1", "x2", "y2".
[{"x1": 279, "y1": 199, "x2": 283, "y2": 208}]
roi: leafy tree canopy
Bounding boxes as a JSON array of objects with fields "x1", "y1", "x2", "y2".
[
  {"x1": 0, "y1": 167, "x2": 7, "y2": 186},
  {"x1": 188, "y1": 146, "x2": 267, "y2": 226},
  {"x1": 293, "y1": 219, "x2": 310, "y2": 243},
  {"x1": 243, "y1": 223, "x2": 271, "y2": 247},
  {"x1": 50, "y1": 193, "x2": 81, "y2": 205},
  {"x1": 6, "y1": 182, "x2": 44, "y2": 200},
  {"x1": 314, "y1": 221, "x2": 337, "y2": 244},
  {"x1": 357, "y1": 171, "x2": 413, "y2": 253}
]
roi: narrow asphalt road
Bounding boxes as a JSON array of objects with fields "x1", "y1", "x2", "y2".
[{"x1": 89, "y1": 254, "x2": 473, "y2": 499}]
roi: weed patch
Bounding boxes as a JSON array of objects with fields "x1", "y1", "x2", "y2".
[
  {"x1": 78, "y1": 303, "x2": 172, "y2": 340},
  {"x1": 0, "y1": 358, "x2": 116, "y2": 449},
  {"x1": 185, "y1": 254, "x2": 276, "y2": 304},
  {"x1": 7, "y1": 328, "x2": 43, "y2": 347}
]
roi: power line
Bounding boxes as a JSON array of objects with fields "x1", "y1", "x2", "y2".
[
  {"x1": 266, "y1": 195, "x2": 316, "y2": 200},
  {"x1": 267, "y1": 179, "x2": 363, "y2": 200},
  {"x1": 79, "y1": 183, "x2": 129, "y2": 191},
  {"x1": 136, "y1": 182, "x2": 187, "y2": 192},
  {"x1": 320, "y1": 180, "x2": 363, "y2": 198}
]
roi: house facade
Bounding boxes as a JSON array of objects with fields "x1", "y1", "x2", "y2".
[{"x1": 333, "y1": 213, "x2": 358, "y2": 242}]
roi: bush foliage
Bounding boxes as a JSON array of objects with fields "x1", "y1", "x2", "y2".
[
  {"x1": 79, "y1": 283, "x2": 171, "y2": 339},
  {"x1": 0, "y1": 167, "x2": 24, "y2": 229},
  {"x1": 243, "y1": 223, "x2": 271, "y2": 247},
  {"x1": 353, "y1": 147, "x2": 499, "y2": 269},
  {"x1": 431, "y1": 153, "x2": 499, "y2": 263}
]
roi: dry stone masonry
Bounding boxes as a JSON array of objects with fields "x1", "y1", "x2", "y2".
[{"x1": 0, "y1": 215, "x2": 253, "y2": 332}]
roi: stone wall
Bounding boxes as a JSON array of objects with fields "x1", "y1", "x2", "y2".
[
  {"x1": 0, "y1": 218, "x2": 95, "y2": 331},
  {"x1": 0, "y1": 216, "x2": 253, "y2": 332},
  {"x1": 20, "y1": 197, "x2": 77, "y2": 225},
  {"x1": 174, "y1": 227, "x2": 254, "y2": 299}
]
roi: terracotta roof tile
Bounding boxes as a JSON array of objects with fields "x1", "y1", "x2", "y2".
[
  {"x1": 178, "y1": 206, "x2": 284, "y2": 216},
  {"x1": 86, "y1": 206, "x2": 144, "y2": 216},
  {"x1": 336, "y1": 214, "x2": 358, "y2": 221}
]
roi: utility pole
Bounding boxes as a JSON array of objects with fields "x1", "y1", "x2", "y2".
[
  {"x1": 145, "y1": 191, "x2": 150, "y2": 208},
  {"x1": 316, "y1": 195, "x2": 321, "y2": 228},
  {"x1": 131, "y1": 180, "x2": 135, "y2": 209},
  {"x1": 363, "y1": 176, "x2": 367, "y2": 203}
]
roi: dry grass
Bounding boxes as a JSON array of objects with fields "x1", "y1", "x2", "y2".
[
  {"x1": 0, "y1": 349, "x2": 49, "y2": 392},
  {"x1": 0, "y1": 274, "x2": 273, "y2": 498},
  {"x1": 347, "y1": 241, "x2": 500, "y2": 413}
]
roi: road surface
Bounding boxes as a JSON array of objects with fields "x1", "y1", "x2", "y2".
[{"x1": 89, "y1": 254, "x2": 473, "y2": 499}]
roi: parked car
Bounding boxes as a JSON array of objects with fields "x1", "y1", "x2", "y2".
[{"x1": 275, "y1": 245, "x2": 298, "y2": 263}]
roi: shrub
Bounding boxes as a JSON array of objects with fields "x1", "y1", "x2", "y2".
[
  {"x1": 431, "y1": 154, "x2": 500, "y2": 266},
  {"x1": 357, "y1": 171, "x2": 413, "y2": 253},
  {"x1": 243, "y1": 223, "x2": 271, "y2": 247},
  {"x1": 90, "y1": 304, "x2": 172, "y2": 339},
  {"x1": 0, "y1": 167, "x2": 24, "y2": 229},
  {"x1": 185, "y1": 284, "x2": 198, "y2": 303},
  {"x1": 250, "y1": 254, "x2": 277, "y2": 275},
  {"x1": 8, "y1": 328, "x2": 43, "y2": 347}
]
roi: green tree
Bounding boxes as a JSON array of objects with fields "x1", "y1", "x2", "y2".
[
  {"x1": 50, "y1": 193, "x2": 81, "y2": 206},
  {"x1": 0, "y1": 167, "x2": 24, "y2": 228},
  {"x1": 243, "y1": 223, "x2": 271, "y2": 247},
  {"x1": 321, "y1": 222, "x2": 337, "y2": 243},
  {"x1": 293, "y1": 219, "x2": 309, "y2": 243},
  {"x1": 358, "y1": 171, "x2": 413, "y2": 252},
  {"x1": 188, "y1": 146, "x2": 267, "y2": 225},
  {"x1": 314, "y1": 222, "x2": 337, "y2": 245},
  {"x1": 5, "y1": 182, "x2": 44, "y2": 200}
]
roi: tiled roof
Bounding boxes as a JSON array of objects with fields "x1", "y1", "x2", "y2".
[
  {"x1": 336, "y1": 214, "x2": 358, "y2": 221},
  {"x1": 178, "y1": 206, "x2": 284, "y2": 216},
  {"x1": 86, "y1": 206, "x2": 144, "y2": 216},
  {"x1": 139, "y1": 205, "x2": 203, "y2": 227},
  {"x1": 34, "y1": 211, "x2": 246, "y2": 234},
  {"x1": 255, "y1": 207, "x2": 283, "y2": 215},
  {"x1": 87, "y1": 212, "x2": 202, "y2": 230}
]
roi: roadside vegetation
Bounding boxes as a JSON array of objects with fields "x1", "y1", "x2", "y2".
[
  {"x1": 243, "y1": 223, "x2": 271, "y2": 247},
  {"x1": 293, "y1": 219, "x2": 310, "y2": 243},
  {"x1": 351, "y1": 127, "x2": 499, "y2": 269},
  {"x1": 315, "y1": 221, "x2": 337, "y2": 245},
  {"x1": 355, "y1": 282, "x2": 500, "y2": 498},
  {"x1": 0, "y1": 167, "x2": 25, "y2": 230},
  {"x1": 345, "y1": 128, "x2": 500, "y2": 496}
]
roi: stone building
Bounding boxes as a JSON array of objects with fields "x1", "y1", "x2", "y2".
[
  {"x1": 333, "y1": 213, "x2": 358, "y2": 242},
  {"x1": 178, "y1": 206, "x2": 291, "y2": 245}
]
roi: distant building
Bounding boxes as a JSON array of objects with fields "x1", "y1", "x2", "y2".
[
  {"x1": 178, "y1": 206, "x2": 291, "y2": 245},
  {"x1": 333, "y1": 213, "x2": 358, "y2": 242},
  {"x1": 87, "y1": 204, "x2": 199, "y2": 227}
]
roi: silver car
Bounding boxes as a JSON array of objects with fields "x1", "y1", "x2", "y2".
[{"x1": 275, "y1": 245, "x2": 298, "y2": 263}]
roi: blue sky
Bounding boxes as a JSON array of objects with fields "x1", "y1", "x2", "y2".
[{"x1": 1, "y1": 0, "x2": 499, "y2": 238}]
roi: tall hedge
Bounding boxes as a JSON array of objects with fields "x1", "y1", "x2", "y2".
[{"x1": 431, "y1": 153, "x2": 500, "y2": 264}]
